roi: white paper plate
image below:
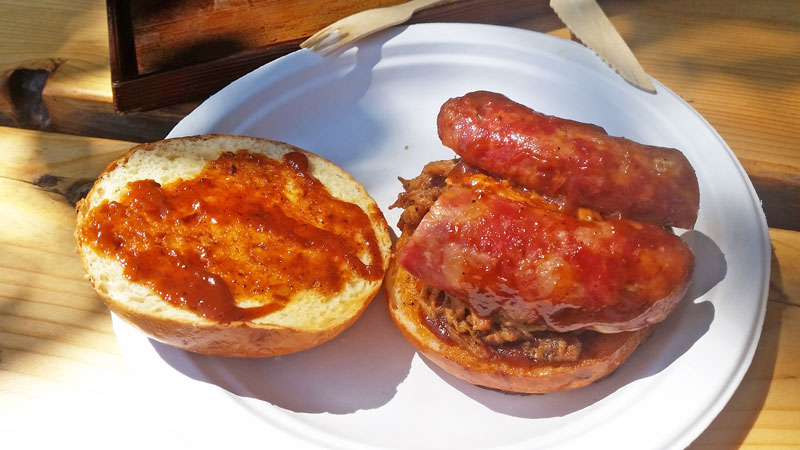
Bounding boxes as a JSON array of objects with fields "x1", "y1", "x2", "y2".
[{"x1": 113, "y1": 23, "x2": 770, "y2": 450}]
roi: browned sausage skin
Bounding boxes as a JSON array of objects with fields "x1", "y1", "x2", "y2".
[
  {"x1": 437, "y1": 91, "x2": 700, "y2": 229},
  {"x1": 397, "y1": 184, "x2": 694, "y2": 333}
]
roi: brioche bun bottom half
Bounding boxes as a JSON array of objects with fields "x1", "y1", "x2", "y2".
[
  {"x1": 76, "y1": 135, "x2": 392, "y2": 358},
  {"x1": 384, "y1": 258, "x2": 653, "y2": 394}
]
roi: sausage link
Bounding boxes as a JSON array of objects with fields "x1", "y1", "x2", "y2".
[
  {"x1": 437, "y1": 91, "x2": 700, "y2": 229},
  {"x1": 397, "y1": 186, "x2": 695, "y2": 333}
]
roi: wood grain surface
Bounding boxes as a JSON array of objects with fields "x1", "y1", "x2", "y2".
[
  {"x1": 0, "y1": 0, "x2": 193, "y2": 142},
  {"x1": 128, "y1": 0, "x2": 408, "y2": 75},
  {"x1": 0, "y1": 0, "x2": 799, "y2": 448},
  {"x1": 1, "y1": 0, "x2": 798, "y2": 229}
]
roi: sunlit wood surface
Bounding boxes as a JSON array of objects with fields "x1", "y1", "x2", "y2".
[{"x1": 0, "y1": 0, "x2": 798, "y2": 448}]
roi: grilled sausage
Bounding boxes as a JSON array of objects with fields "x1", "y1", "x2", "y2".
[
  {"x1": 437, "y1": 91, "x2": 700, "y2": 229},
  {"x1": 397, "y1": 185, "x2": 695, "y2": 333}
]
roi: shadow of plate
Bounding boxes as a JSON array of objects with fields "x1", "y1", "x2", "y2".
[{"x1": 151, "y1": 292, "x2": 416, "y2": 414}]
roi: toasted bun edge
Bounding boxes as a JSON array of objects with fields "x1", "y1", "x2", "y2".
[{"x1": 384, "y1": 257, "x2": 651, "y2": 393}]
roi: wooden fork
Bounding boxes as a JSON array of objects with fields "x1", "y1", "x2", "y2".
[{"x1": 301, "y1": 0, "x2": 453, "y2": 56}]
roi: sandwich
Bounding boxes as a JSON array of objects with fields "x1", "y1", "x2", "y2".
[{"x1": 386, "y1": 91, "x2": 698, "y2": 393}]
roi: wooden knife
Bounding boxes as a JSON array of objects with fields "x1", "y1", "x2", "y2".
[{"x1": 550, "y1": 0, "x2": 656, "y2": 93}]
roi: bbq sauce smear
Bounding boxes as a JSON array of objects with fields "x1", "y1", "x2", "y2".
[{"x1": 79, "y1": 150, "x2": 384, "y2": 323}]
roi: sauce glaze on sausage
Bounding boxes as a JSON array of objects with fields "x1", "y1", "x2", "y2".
[{"x1": 398, "y1": 183, "x2": 694, "y2": 333}]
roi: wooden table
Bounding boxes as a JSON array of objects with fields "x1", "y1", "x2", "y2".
[{"x1": 1, "y1": 0, "x2": 798, "y2": 448}]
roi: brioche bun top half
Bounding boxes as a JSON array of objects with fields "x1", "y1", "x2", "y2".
[{"x1": 76, "y1": 134, "x2": 391, "y2": 357}]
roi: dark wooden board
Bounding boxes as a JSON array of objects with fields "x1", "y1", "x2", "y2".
[{"x1": 107, "y1": 0, "x2": 551, "y2": 112}]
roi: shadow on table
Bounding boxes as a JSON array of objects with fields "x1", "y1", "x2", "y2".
[{"x1": 152, "y1": 290, "x2": 416, "y2": 414}]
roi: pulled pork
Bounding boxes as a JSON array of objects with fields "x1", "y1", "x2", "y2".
[
  {"x1": 391, "y1": 158, "x2": 457, "y2": 238},
  {"x1": 420, "y1": 286, "x2": 581, "y2": 364}
]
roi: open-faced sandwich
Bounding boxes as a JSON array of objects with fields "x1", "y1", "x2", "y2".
[
  {"x1": 75, "y1": 134, "x2": 392, "y2": 357},
  {"x1": 386, "y1": 91, "x2": 699, "y2": 393}
]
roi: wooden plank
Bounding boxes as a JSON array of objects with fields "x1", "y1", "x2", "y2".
[
  {"x1": 0, "y1": 126, "x2": 133, "y2": 202},
  {"x1": 107, "y1": 0, "x2": 552, "y2": 112},
  {"x1": 0, "y1": 0, "x2": 191, "y2": 142},
  {"x1": 0, "y1": 0, "x2": 798, "y2": 229},
  {"x1": 124, "y1": 0, "x2": 409, "y2": 76}
]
